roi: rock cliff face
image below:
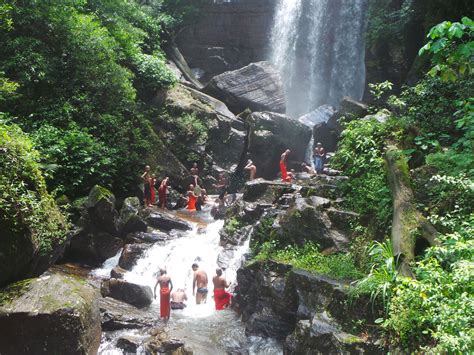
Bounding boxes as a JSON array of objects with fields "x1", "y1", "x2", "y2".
[{"x1": 175, "y1": 0, "x2": 275, "y2": 82}]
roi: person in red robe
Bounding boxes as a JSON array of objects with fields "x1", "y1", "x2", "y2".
[
  {"x1": 158, "y1": 177, "x2": 169, "y2": 208},
  {"x1": 154, "y1": 269, "x2": 173, "y2": 322},
  {"x1": 212, "y1": 268, "x2": 232, "y2": 310},
  {"x1": 280, "y1": 149, "x2": 291, "y2": 182},
  {"x1": 186, "y1": 184, "x2": 197, "y2": 210}
]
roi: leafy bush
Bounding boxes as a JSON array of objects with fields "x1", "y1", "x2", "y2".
[
  {"x1": 0, "y1": 121, "x2": 67, "y2": 255},
  {"x1": 32, "y1": 124, "x2": 115, "y2": 197}
]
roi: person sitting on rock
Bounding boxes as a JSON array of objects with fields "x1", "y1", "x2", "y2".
[
  {"x1": 186, "y1": 184, "x2": 198, "y2": 211},
  {"x1": 280, "y1": 149, "x2": 291, "y2": 181},
  {"x1": 211, "y1": 197, "x2": 226, "y2": 220},
  {"x1": 170, "y1": 288, "x2": 187, "y2": 310},
  {"x1": 302, "y1": 162, "x2": 316, "y2": 175},
  {"x1": 213, "y1": 268, "x2": 232, "y2": 310},
  {"x1": 141, "y1": 165, "x2": 152, "y2": 207},
  {"x1": 313, "y1": 142, "x2": 325, "y2": 174},
  {"x1": 158, "y1": 177, "x2": 169, "y2": 208},
  {"x1": 154, "y1": 269, "x2": 173, "y2": 322},
  {"x1": 244, "y1": 159, "x2": 257, "y2": 180}
]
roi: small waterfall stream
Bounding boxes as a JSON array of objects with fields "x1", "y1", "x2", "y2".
[{"x1": 95, "y1": 210, "x2": 282, "y2": 355}]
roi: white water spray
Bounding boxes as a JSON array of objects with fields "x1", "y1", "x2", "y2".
[{"x1": 270, "y1": 0, "x2": 368, "y2": 116}]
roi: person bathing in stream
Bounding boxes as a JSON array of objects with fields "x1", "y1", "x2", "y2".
[
  {"x1": 186, "y1": 184, "x2": 198, "y2": 211},
  {"x1": 213, "y1": 172, "x2": 229, "y2": 201},
  {"x1": 158, "y1": 177, "x2": 169, "y2": 208},
  {"x1": 195, "y1": 188, "x2": 208, "y2": 211},
  {"x1": 213, "y1": 268, "x2": 232, "y2": 310},
  {"x1": 192, "y1": 263, "x2": 208, "y2": 304},
  {"x1": 142, "y1": 165, "x2": 151, "y2": 207},
  {"x1": 170, "y1": 288, "x2": 187, "y2": 310},
  {"x1": 244, "y1": 159, "x2": 257, "y2": 181},
  {"x1": 280, "y1": 149, "x2": 291, "y2": 182},
  {"x1": 154, "y1": 269, "x2": 173, "y2": 322}
]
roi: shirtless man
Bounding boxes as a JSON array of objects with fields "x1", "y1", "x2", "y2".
[
  {"x1": 213, "y1": 172, "x2": 229, "y2": 200},
  {"x1": 313, "y1": 143, "x2": 325, "y2": 174},
  {"x1": 190, "y1": 162, "x2": 199, "y2": 186},
  {"x1": 192, "y1": 263, "x2": 208, "y2": 304},
  {"x1": 141, "y1": 165, "x2": 151, "y2": 207},
  {"x1": 212, "y1": 268, "x2": 232, "y2": 310},
  {"x1": 153, "y1": 269, "x2": 173, "y2": 321},
  {"x1": 280, "y1": 149, "x2": 291, "y2": 182},
  {"x1": 170, "y1": 288, "x2": 187, "y2": 310},
  {"x1": 244, "y1": 159, "x2": 257, "y2": 181}
]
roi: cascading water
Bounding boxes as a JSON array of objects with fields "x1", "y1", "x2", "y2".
[
  {"x1": 270, "y1": 0, "x2": 369, "y2": 117},
  {"x1": 96, "y1": 210, "x2": 282, "y2": 355}
]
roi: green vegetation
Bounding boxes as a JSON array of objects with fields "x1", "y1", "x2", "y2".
[
  {"x1": 256, "y1": 242, "x2": 363, "y2": 281},
  {"x1": 224, "y1": 217, "x2": 243, "y2": 237},
  {"x1": 339, "y1": 17, "x2": 474, "y2": 352},
  {"x1": 0, "y1": 121, "x2": 68, "y2": 255},
  {"x1": 0, "y1": 0, "x2": 202, "y2": 199}
]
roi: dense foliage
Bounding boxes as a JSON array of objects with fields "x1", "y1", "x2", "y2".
[
  {"x1": 0, "y1": 120, "x2": 67, "y2": 255},
  {"x1": 340, "y1": 17, "x2": 474, "y2": 352},
  {"x1": 0, "y1": 0, "x2": 202, "y2": 199}
]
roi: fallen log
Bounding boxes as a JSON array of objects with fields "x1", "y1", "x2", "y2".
[{"x1": 385, "y1": 145, "x2": 439, "y2": 277}]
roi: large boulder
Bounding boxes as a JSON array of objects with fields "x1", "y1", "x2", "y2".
[
  {"x1": 0, "y1": 272, "x2": 101, "y2": 354},
  {"x1": 277, "y1": 196, "x2": 350, "y2": 252},
  {"x1": 146, "y1": 211, "x2": 193, "y2": 232},
  {"x1": 118, "y1": 244, "x2": 149, "y2": 271},
  {"x1": 204, "y1": 61, "x2": 286, "y2": 114},
  {"x1": 118, "y1": 197, "x2": 147, "y2": 237},
  {"x1": 154, "y1": 84, "x2": 246, "y2": 174},
  {"x1": 85, "y1": 185, "x2": 119, "y2": 235},
  {"x1": 246, "y1": 112, "x2": 312, "y2": 179},
  {"x1": 243, "y1": 180, "x2": 296, "y2": 203},
  {"x1": 99, "y1": 297, "x2": 154, "y2": 330},
  {"x1": 101, "y1": 279, "x2": 153, "y2": 308}
]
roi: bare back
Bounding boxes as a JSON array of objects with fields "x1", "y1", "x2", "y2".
[
  {"x1": 194, "y1": 270, "x2": 208, "y2": 288},
  {"x1": 212, "y1": 275, "x2": 228, "y2": 290}
]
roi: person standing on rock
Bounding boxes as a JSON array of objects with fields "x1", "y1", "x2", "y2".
[
  {"x1": 149, "y1": 174, "x2": 157, "y2": 206},
  {"x1": 158, "y1": 177, "x2": 169, "y2": 208},
  {"x1": 313, "y1": 142, "x2": 325, "y2": 174},
  {"x1": 190, "y1": 162, "x2": 200, "y2": 187},
  {"x1": 213, "y1": 172, "x2": 229, "y2": 201},
  {"x1": 154, "y1": 269, "x2": 173, "y2": 322},
  {"x1": 192, "y1": 263, "x2": 208, "y2": 304},
  {"x1": 280, "y1": 149, "x2": 291, "y2": 182},
  {"x1": 212, "y1": 268, "x2": 232, "y2": 310},
  {"x1": 244, "y1": 159, "x2": 257, "y2": 180},
  {"x1": 142, "y1": 165, "x2": 152, "y2": 207}
]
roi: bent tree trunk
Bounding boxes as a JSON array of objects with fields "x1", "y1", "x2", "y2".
[{"x1": 385, "y1": 145, "x2": 439, "y2": 277}]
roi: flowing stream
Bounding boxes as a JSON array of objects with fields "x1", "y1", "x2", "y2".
[
  {"x1": 270, "y1": 0, "x2": 368, "y2": 116},
  {"x1": 95, "y1": 210, "x2": 283, "y2": 355}
]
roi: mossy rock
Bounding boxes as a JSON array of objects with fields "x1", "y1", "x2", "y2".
[{"x1": 0, "y1": 272, "x2": 101, "y2": 354}]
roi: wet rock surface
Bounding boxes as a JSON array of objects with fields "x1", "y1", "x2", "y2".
[
  {"x1": 99, "y1": 297, "x2": 155, "y2": 331},
  {"x1": 234, "y1": 261, "x2": 384, "y2": 354},
  {"x1": 118, "y1": 244, "x2": 150, "y2": 270},
  {"x1": 204, "y1": 61, "x2": 286, "y2": 114},
  {"x1": 101, "y1": 278, "x2": 153, "y2": 308},
  {"x1": 146, "y1": 211, "x2": 193, "y2": 232},
  {"x1": 0, "y1": 271, "x2": 101, "y2": 355},
  {"x1": 246, "y1": 112, "x2": 312, "y2": 179}
]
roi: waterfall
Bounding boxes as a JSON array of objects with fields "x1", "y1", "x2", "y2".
[
  {"x1": 95, "y1": 211, "x2": 283, "y2": 354},
  {"x1": 270, "y1": 0, "x2": 368, "y2": 117}
]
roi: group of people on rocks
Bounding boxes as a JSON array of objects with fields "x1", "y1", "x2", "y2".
[
  {"x1": 153, "y1": 263, "x2": 232, "y2": 322},
  {"x1": 142, "y1": 142, "x2": 326, "y2": 208}
]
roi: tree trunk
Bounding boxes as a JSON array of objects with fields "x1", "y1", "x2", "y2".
[{"x1": 385, "y1": 145, "x2": 439, "y2": 277}]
